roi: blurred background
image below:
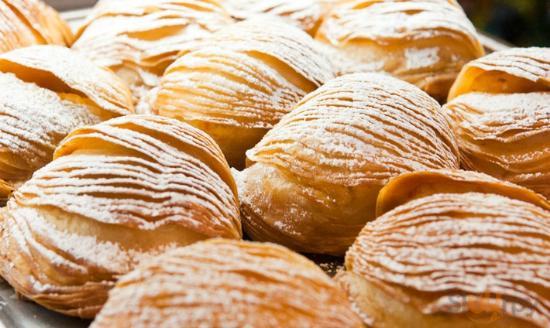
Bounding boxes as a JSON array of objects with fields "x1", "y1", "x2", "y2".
[{"x1": 46, "y1": 0, "x2": 549, "y2": 46}]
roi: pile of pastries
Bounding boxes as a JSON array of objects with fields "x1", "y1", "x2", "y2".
[{"x1": 0, "y1": 0, "x2": 548, "y2": 327}]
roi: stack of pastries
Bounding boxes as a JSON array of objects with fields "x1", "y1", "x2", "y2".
[{"x1": 0, "y1": 0, "x2": 547, "y2": 327}]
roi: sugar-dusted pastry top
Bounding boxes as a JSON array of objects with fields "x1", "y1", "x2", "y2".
[
  {"x1": 449, "y1": 47, "x2": 550, "y2": 99},
  {"x1": 247, "y1": 73, "x2": 459, "y2": 187},
  {"x1": 376, "y1": 169, "x2": 550, "y2": 215},
  {"x1": 0, "y1": 115, "x2": 241, "y2": 318},
  {"x1": 222, "y1": 0, "x2": 323, "y2": 34},
  {"x1": 345, "y1": 192, "x2": 550, "y2": 327},
  {"x1": 444, "y1": 92, "x2": 550, "y2": 198},
  {"x1": 92, "y1": 239, "x2": 363, "y2": 328},
  {"x1": 72, "y1": 0, "x2": 234, "y2": 111},
  {"x1": 0, "y1": 0, "x2": 73, "y2": 53},
  {"x1": 0, "y1": 45, "x2": 133, "y2": 189}
]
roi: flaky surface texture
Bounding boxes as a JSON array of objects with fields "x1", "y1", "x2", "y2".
[
  {"x1": 0, "y1": 0, "x2": 73, "y2": 53},
  {"x1": 92, "y1": 239, "x2": 364, "y2": 328},
  {"x1": 240, "y1": 73, "x2": 459, "y2": 255},
  {"x1": 0, "y1": 115, "x2": 241, "y2": 318},
  {"x1": 0, "y1": 45, "x2": 133, "y2": 190},
  {"x1": 444, "y1": 92, "x2": 549, "y2": 198},
  {"x1": 449, "y1": 47, "x2": 550, "y2": 100},
  {"x1": 154, "y1": 18, "x2": 334, "y2": 168},
  {"x1": 72, "y1": 0, "x2": 234, "y2": 112},
  {"x1": 341, "y1": 192, "x2": 550, "y2": 328},
  {"x1": 316, "y1": 0, "x2": 484, "y2": 101}
]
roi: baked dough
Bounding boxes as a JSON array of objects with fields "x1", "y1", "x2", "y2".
[
  {"x1": 91, "y1": 239, "x2": 363, "y2": 328},
  {"x1": 0, "y1": 45, "x2": 133, "y2": 196},
  {"x1": 448, "y1": 47, "x2": 550, "y2": 100},
  {"x1": 239, "y1": 73, "x2": 459, "y2": 255},
  {"x1": 315, "y1": 0, "x2": 484, "y2": 101},
  {"x1": 0, "y1": 0, "x2": 73, "y2": 53},
  {"x1": 154, "y1": 18, "x2": 334, "y2": 168},
  {"x1": 443, "y1": 92, "x2": 549, "y2": 198},
  {"x1": 0, "y1": 115, "x2": 241, "y2": 318},
  {"x1": 222, "y1": 0, "x2": 323, "y2": 35},
  {"x1": 376, "y1": 169, "x2": 549, "y2": 216},
  {"x1": 72, "y1": 0, "x2": 234, "y2": 113},
  {"x1": 339, "y1": 192, "x2": 550, "y2": 328}
]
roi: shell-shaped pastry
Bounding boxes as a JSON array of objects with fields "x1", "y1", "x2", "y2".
[
  {"x1": 239, "y1": 73, "x2": 460, "y2": 255},
  {"x1": 443, "y1": 92, "x2": 550, "y2": 198},
  {"x1": 72, "y1": 0, "x2": 234, "y2": 113},
  {"x1": 0, "y1": 0, "x2": 73, "y2": 53},
  {"x1": 0, "y1": 45, "x2": 133, "y2": 191},
  {"x1": 91, "y1": 239, "x2": 363, "y2": 328},
  {"x1": 222, "y1": 0, "x2": 323, "y2": 35},
  {"x1": 448, "y1": 47, "x2": 550, "y2": 100},
  {"x1": 154, "y1": 18, "x2": 334, "y2": 168},
  {"x1": 340, "y1": 192, "x2": 550, "y2": 328},
  {"x1": 315, "y1": 0, "x2": 484, "y2": 101},
  {"x1": 0, "y1": 115, "x2": 241, "y2": 318},
  {"x1": 376, "y1": 169, "x2": 550, "y2": 215}
]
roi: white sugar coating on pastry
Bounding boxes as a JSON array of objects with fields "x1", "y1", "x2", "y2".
[
  {"x1": 448, "y1": 47, "x2": 550, "y2": 100},
  {"x1": 154, "y1": 18, "x2": 334, "y2": 168},
  {"x1": 91, "y1": 239, "x2": 364, "y2": 328},
  {"x1": 0, "y1": 0, "x2": 73, "y2": 53},
  {"x1": 222, "y1": 0, "x2": 323, "y2": 34},
  {"x1": 376, "y1": 169, "x2": 550, "y2": 216},
  {"x1": 316, "y1": 0, "x2": 484, "y2": 101},
  {"x1": 239, "y1": 73, "x2": 459, "y2": 255},
  {"x1": 0, "y1": 115, "x2": 241, "y2": 318},
  {"x1": 72, "y1": 0, "x2": 234, "y2": 113},
  {"x1": 444, "y1": 92, "x2": 550, "y2": 199},
  {"x1": 340, "y1": 192, "x2": 550, "y2": 328}
]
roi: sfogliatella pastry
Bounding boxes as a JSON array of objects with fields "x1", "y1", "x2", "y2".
[
  {"x1": 315, "y1": 0, "x2": 484, "y2": 101},
  {"x1": 239, "y1": 73, "x2": 459, "y2": 255},
  {"x1": 0, "y1": 0, "x2": 73, "y2": 53},
  {"x1": 92, "y1": 239, "x2": 363, "y2": 328},
  {"x1": 444, "y1": 92, "x2": 549, "y2": 198},
  {"x1": 0, "y1": 45, "x2": 133, "y2": 197},
  {"x1": 222, "y1": 0, "x2": 323, "y2": 35},
  {"x1": 339, "y1": 192, "x2": 550, "y2": 328},
  {"x1": 448, "y1": 47, "x2": 549, "y2": 100},
  {"x1": 154, "y1": 18, "x2": 334, "y2": 169},
  {"x1": 0, "y1": 115, "x2": 241, "y2": 318},
  {"x1": 72, "y1": 0, "x2": 234, "y2": 112},
  {"x1": 376, "y1": 169, "x2": 549, "y2": 216}
]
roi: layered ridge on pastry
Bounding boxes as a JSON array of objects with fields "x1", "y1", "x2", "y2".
[
  {"x1": 92, "y1": 239, "x2": 363, "y2": 328},
  {"x1": 448, "y1": 47, "x2": 550, "y2": 100},
  {"x1": 239, "y1": 73, "x2": 459, "y2": 255},
  {"x1": 0, "y1": 0, "x2": 73, "y2": 53},
  {"x1": 376, "y1": 169, "x2": 550, "y2": 215},
  {"x1": 340, "y1": 192, "x2": 550, "y2": 328},
  {"x1": 0, "y1": 115, "x2": 241, "y2": 318},
  {"x1": 72, "y1": 0, "x2": 234, "y2": 112},
  {"x1": 154, "y1": 18, "x2": 334, "y2": 168},
  {"x1": 0, "y1": 45, "x2": 133, "y2": 195},
  {"x1": 444, "y1": 92, "x2": 550, "y2": 198},
  {"x1": 222, "y1": 0, "x2": 323, "y2": 35},
  {"x1": 315, "y1": 0, "x2": 484, "y2": 101}
]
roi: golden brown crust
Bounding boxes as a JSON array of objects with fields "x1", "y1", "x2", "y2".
[
  {"x1": 154, "y1": 18, "x2": 334, "y2": 168},
  {"x1": 91, "y1": 239, "x2": 363, "y2": 328},
  {"x1": 344, "y1": 192, "x2": 550, "y2": 328},
  {"x1": 315, "y1": 0, "x2": 484, "y2": 101},
  {"x1": 0, "y1": 0, "x2": 73, "y2": 53},
  {"x1": 0, "y1": 46, "x2": 134, "y2": 191},
  {"x1": 443, "y1": 92, "x2": 550, "y2": 198},
  {"x1": 239, "y1": 73, "x2": 459, "y2": 255},
  {"x1": 448, "y1": 47, "x2": 550, "y2": 100},
  {"x1": 0, "y1": 115, "x2": 241, "y2": 318},
  {"x1": 376, "y1": 169, "x2": 550, "y2": 216}
]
